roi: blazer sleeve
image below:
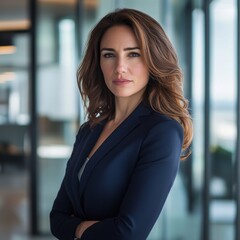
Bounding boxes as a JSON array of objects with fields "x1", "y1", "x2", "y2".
[
  {"x1": 50, "y1": 124, "x2": 88, "y2": 240},
  {"x1": 81, "y1": 119, "x2": 183, "y2": 240},
  {"x1": 50, "y1": 180, "x2": 82, "y2": 239}
]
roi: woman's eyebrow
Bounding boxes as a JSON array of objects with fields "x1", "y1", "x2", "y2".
[
  {"x1": 124, "y1": 47, "x2": 140, "y2": 51},
  {"x1": 100, "y1": 48, "x2": 115, "y2": 52},
  {"x1": 100, "y1": 47, "x2": 140, "y2": 52}
]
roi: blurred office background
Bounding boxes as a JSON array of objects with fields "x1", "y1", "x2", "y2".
[{"x1": 0, "y1": 0, "x2": 239, "y2": 239}]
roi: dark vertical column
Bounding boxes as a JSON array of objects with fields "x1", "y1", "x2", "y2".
[
  {"x1": 29, "y1": 0, "x2": 38, "y2": 235},
  {"x1": 76, "y1": 0, "x2": 83, "y2": 58},
  {"x1": 202, "y1": 0, "x2": 211, "y2": 240},
  {"x1": 185, "y1": 1, "x2": 194, "y2": 213},
  {"x1": 76, "y1": 0, "x2": 83, "y2": 125},
  {"x1": 236, "y1": 1, "x2": 240, "y2": 240}
]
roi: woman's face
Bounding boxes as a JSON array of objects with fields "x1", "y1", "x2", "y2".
[{"x1": 100, "y1": 25, "x2": 149, "y2": 101}]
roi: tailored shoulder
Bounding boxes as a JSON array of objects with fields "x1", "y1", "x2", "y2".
[
  {"x1": 144, "y1": 111, "x2": 183, "y2": 134},
  {"x1": 147, "y1": 110, "x2": 174, "y2": 123}
]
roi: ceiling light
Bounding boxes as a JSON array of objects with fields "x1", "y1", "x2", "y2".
[
  {"x1": 0, "y1": 46, "x2": 16, "y2": 55},
  {"x1": 39, "y1": 0, "x2": 76, "y2": 5},
  {"x1": 0, "y1": 20, "x2": 30, "y2": 31},
  {"x1": 0, "y1": 72, "x2": 16, "y2": 84}
]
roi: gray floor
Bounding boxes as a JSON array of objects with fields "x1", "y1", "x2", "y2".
[{"x1": 0, "y1": 171, "x2": 55, "y2": 240}]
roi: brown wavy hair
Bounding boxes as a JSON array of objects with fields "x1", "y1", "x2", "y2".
[{"x1": 77, "y1": 8, "x2": 193, "y2": 159}]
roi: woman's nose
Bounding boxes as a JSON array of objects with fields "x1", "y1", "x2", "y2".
[{"x1": 115, "y1": 58, "x2": 126, "y2": 74}]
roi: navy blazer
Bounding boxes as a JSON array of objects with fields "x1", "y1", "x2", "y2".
[{"x1": 50, "y1": 102, "x2": 183, "y2": 240}]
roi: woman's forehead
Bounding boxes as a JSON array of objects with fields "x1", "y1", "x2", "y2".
[{"x1": 100, "y1": 25, "x2": 139, "y2": 49}]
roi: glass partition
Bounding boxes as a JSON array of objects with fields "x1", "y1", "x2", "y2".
[
  {"x1": 0, "y1": 33, "x2": 31, "y2": 239},
  {"x1": 0, "y1": 34, "x2": 30, "y2": 125},
  {"x1": 209, "y1": 0, "x2": 237, "y2": 239},
  {"x1": 36, "y1": 0, "x2": 79, "y2": 233}
]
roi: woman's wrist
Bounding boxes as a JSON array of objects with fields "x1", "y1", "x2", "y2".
[
  {"x1": 75, "y1": 222, "x2": 85, "y2": 238},
  {"x1": 75, "y1": 221, "x2": 98, "y2": 238}
]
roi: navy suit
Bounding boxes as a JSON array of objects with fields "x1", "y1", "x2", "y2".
[{"x1": 50, "y1": 102, "x2": 183, "y2": 240}]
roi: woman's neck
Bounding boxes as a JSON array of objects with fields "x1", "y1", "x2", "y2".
[{"x1": 113, "y1": 97, "x2": 142, "y2": 125}]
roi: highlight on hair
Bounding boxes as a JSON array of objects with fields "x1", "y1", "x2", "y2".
[{"x1": 77, "y1": 8, "x2": 193, "y2": 159}]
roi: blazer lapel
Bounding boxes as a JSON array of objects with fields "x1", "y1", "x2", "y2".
[
  {"x1": 78, "y1": 102, "x2": 152, "y2": 197},
  {"x1": 71, "y1": 122, "x2": 104, "y2": 216}
]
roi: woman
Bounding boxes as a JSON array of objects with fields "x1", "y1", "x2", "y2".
[{"x1": 50, "y1": 8, "x2": 193, "y2": 240}]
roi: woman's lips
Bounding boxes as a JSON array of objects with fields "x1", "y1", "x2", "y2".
[{"x1": 112, "y1": 79, "x2": 133, "y2": 85}]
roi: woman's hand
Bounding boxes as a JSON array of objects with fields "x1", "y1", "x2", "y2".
[{"x1": 75, "y1": 221, "x2": 99, "y2": 238}]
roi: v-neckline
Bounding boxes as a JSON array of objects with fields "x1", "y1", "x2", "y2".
[{"x1": 87, "y1": 116, "x2": 126, "y2": 159}]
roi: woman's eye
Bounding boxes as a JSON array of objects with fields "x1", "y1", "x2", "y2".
[
  {"x1": 129, "y1": 52, "x2": 140, "y2": 57},
  {"x1": 103, "y1": 53, "x2": 114, "y2": 58}
]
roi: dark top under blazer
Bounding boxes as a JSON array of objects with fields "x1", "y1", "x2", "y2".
[{"x1": 50, "y1": 103, "x2": 183, "y2": 240}]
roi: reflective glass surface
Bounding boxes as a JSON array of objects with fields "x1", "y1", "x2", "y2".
[
  {"x1": 37, "y1": 0, "x2": 79, "y2": 233},
  {"x1": 0, "y1": 34, "x2": 30, "y2": 239},
  {"x1": 209, "y1": 0, "x2": 237, "y2": 239}
]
